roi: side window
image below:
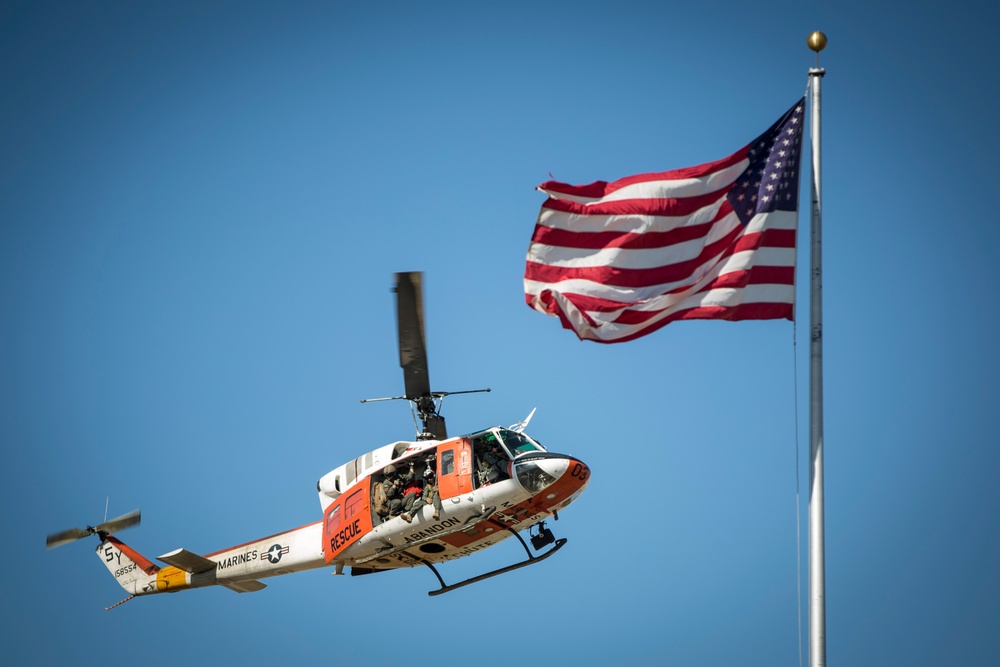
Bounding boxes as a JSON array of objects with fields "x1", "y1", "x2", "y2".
[
  {"x1": 345, "y1": 489, "x2": 364, "y2": 519},
  {"x1": 441, "y1": 449, "x2": 455, "y2": 476},
  {"x1": 325, "y1": 504, "x2": 341, "y2": 535}
]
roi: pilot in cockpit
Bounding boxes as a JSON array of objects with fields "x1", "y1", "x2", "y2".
[{"x1": 480, "y1": 441, "x2": 507, "y2": 484}]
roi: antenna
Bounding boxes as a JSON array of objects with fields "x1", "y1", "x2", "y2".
[{"x1": 509, "y1": 408, "x2": 537, "y2": 433}]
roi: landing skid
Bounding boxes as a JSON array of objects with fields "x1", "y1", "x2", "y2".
[{"x1": 422, "y1": 522, "x2": 567, "y2": 596}]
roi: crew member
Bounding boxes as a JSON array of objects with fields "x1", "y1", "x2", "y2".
[
  {"x1": 399, "y1": 462, "x2": 424, "y2": 523},
  {"x1": 422, "y1": 468, "x2": 443, "y2": 521},
  {"x1": 382, "y1": 464, "x2": 406, "y2": 517},
  {"x1": 480, "y1": 442, "x2": 507, "y2": 484}
]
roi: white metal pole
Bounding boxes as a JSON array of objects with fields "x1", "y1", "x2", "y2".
[{"x1": 808, "y1": 61, "x2": 826, "y2": 667}]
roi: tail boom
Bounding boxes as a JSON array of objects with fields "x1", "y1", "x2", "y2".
[{"x1": 95, "y1": 522, "x2": 326, "y2": 599}]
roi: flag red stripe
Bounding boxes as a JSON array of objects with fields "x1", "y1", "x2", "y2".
[
  {"x1": 537, "y1": 149, "x2": 749, "y2": 200},
  {"x1": 603, "y1": 303, "x2": 794, "y2": 344},
  {"x1": 531, "y1": 213, "x2": 728, "y2": 250}
]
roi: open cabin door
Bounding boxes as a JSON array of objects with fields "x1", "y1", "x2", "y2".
[
  {"x1": 437, "y1": 437, "x2": 473, "y2": 499},
  {"x1": 323, "y1": 479, "x2": 373, "y2": 563}
]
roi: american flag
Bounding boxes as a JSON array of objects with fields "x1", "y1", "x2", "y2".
[{"x1": 525, "y1": 100, "x2": 805, "y2": 343}]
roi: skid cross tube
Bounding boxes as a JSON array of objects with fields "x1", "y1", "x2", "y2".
[{"x1": 422, "y1": 521, "x2": 567, "y2": 596}]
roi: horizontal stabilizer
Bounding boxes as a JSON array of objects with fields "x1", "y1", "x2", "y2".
[
  {"x1": 221, "y1": 579, "x2": 267, "y2": 593},
  {"x1": 158, "y1": 548, "x2": 217, "y2": 574}
]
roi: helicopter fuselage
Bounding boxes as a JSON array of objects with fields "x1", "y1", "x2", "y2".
[{"x1": 98, "y1": 426, "x2": 589, "y2": 599}]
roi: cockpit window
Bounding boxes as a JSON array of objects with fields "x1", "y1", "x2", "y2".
[
  {"x1": 496, "y1": 428, "x2": 544, "y2": 455},
  {"x1": 465, "y1": 428, "x2": 545, "y2": 488}
]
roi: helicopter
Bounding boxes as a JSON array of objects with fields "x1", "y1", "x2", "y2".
[{"x1": 46, "y1": 272, "x2": 591, "y2": 607}]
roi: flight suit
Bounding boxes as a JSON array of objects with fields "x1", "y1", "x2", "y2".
[
  {"x1": 384, "y1": 474, "x2": 406, "y2": 516},
  {"x1": 480, "y1": 446, "x2": 507, "y2": 483},
  {"x1": 422, "y1": 479, "x2": 443, "y2": 519}
]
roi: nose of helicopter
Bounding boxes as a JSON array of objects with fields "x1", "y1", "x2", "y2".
[
  {"x1": 512, "y1": 454, "x2": 590, "y2": 499},
  {"x1": 531, "y1": 456, "x2": 570, "y2": 479}
]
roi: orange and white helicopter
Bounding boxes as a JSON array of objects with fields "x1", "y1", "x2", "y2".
[{"x1": 47, "y1": 272, "x2": 591, "y2": 607}]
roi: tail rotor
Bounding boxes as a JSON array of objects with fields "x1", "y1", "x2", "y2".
[{"x1": 46, "y1": 509, "x2": 141, "y2": 549}]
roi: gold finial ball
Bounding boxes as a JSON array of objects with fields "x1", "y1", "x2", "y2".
[{"x1": 807, "y1": 31, "x2": 828, "y2": 53}]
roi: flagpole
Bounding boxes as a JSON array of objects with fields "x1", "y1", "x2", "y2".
[{"x1": 807, "y1": 31, "x2": 828, "y2": 667}]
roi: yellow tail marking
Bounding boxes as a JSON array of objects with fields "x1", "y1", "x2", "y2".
[{"x1": 156, "y1": 566, "x2": 189, "y2": 592}]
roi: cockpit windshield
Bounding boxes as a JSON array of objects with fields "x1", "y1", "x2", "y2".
[{"x1": 495, "y1": 428, "x2": 544, "y2": 456}]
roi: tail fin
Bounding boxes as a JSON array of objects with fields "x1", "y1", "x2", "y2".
[{"x1": 96, "y1": 535, "x2": 159, "y2": 596}]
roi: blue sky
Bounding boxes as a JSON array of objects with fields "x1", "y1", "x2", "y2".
[{"x1": 2, "y1": 1, "x2": 997, "y2": 665}]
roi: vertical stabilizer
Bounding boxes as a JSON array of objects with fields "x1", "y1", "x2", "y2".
[{"x1": 96, "y1": 535, "x2": 159, "y2": 596}]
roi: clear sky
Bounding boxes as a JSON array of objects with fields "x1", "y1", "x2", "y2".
[{"x1": 2, "y1": 2, "x2": 997, "y2": 665}]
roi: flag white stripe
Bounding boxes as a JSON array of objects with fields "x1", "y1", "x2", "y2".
[
  {"x1": 536, "y1": 194, "x2": 730, "y2": 235},
  {"x1": 536, "y1": 206, "x2": 718, "y2": 236},
  {"x1": 529, "y1": 214, "x2": 742, "y2": 269}
]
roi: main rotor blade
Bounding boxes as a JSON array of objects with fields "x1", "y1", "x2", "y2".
[
  {"x1": 96, "y1": 508, "x2": 141, "y2": 535},
  {"x1": 395, "y1": 272, "x2": 431, "y2": 399},
  {"x1": 45, "y1": 527, "x2": 91, "y2": 550}
]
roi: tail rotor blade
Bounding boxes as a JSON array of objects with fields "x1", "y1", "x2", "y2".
[
  {"x1": 96, "y1": 508, "x2": 141, "y2": 535},
  {"x1": 45, "y1": 527, "x2": 91, "y2": 550}
]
